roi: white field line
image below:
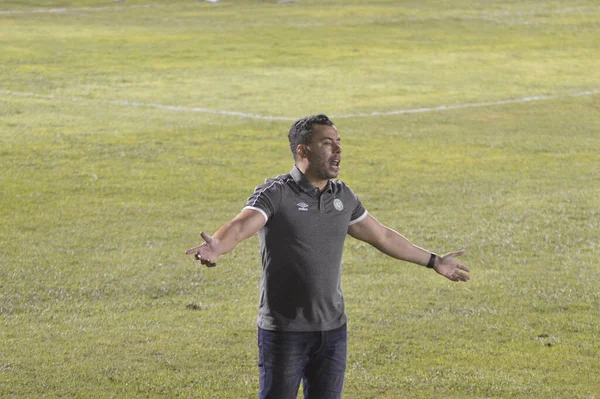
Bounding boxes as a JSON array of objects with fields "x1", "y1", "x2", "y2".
[
  {"x1": 1, "y1": 4, "x2": 598, "y2": 20},
  {"x1": 311, "y1": 6, "x2": 600, "y2": 27},
  {"x1": 331, "y1": 90, "x2": 600, "y2": 118},
  {"x1": 0, "y1": 90, "x2": 293, "y2": 121},
  {"x1": 1, "y1": 89, "x2": 599, "y2": 121},
  {"x1": 0, "y1": 4, "x2": 161, "y2": 15}
]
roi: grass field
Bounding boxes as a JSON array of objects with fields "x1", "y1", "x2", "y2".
[{"x1": 1, "y1": 1, "x2": 599, "y2": 398}]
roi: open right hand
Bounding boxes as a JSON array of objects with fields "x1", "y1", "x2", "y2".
[{"x1": 185, "y1": 231, "x2": 220, "y2": 267}]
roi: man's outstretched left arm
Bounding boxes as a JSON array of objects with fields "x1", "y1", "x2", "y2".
[{"x1": 348, "y1": 214, "x2": 470, "y2": 282}]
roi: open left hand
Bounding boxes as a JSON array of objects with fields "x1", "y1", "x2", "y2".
[{"x1": 434, "y1": 250, "x2": 470, "y2": 282}]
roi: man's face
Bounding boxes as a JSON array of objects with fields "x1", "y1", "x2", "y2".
[{"x1": 304, "y1": 124, "x2": 342, "y2": 180}]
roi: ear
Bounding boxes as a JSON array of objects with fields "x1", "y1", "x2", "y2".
[{"x1": 296, "y1": 144, "x2": 308, "y2": 158}]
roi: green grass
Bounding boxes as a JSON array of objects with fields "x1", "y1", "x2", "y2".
[{"x1": 1, "y1": 1, "x2": 599, "y2": 398}]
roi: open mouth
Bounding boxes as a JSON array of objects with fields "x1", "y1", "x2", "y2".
[{"x1": 330, "y1": 158, "x2": 341, "y2": 171}]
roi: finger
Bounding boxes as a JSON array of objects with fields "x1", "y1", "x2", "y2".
[
  {"x1": 443, "y1": 249, "x2": 466, "y2": 262},
  {"x1": 201, "y1": 259, "x2": 217, "y2": 267},
  {"x1": 185, "y1": 245, "x2": 202, "y2": 255},
  {"x1": 455, "y1": 270, "x2": 470, "y2": 281},
  {"x1": 185, "y1": 232, "x2": 214, "y2": 254},
  {"x1": 200, "y1": 231, "x2": 214, "y2": 244},
  {"x1": 457, "y1": 263, "x2": 470, "y2": 272},
  {"x1": 194, "y1": 253, "x2": 217, "y2": 267},
  {"x1": 450, "y1": 249, "x2": 466, "y2": 258}
]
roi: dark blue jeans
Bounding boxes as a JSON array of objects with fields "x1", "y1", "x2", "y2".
[{"x1": 258, "y1": 324, "x2": 347, "y2": 399}]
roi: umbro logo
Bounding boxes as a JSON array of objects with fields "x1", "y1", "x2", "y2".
[{"x1": 296, "y1": 202, "x2": 309, "y2": 211}]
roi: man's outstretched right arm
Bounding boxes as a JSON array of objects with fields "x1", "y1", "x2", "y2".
[{"x1": 185, "y1": 208, "x2": 266, "y2": 267}]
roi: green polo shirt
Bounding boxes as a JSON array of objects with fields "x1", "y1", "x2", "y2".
[{"x1": 244, "y1": 166, "x2": 368, "y2": 332}]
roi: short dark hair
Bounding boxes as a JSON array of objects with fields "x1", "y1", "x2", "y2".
[{"x1": 288, "y1": 114, "x2": 335, "y2": 160}]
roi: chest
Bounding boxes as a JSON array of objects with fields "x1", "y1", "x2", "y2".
[{"x1": 272, "y1": 192, "x2": 352, "y2": 239}]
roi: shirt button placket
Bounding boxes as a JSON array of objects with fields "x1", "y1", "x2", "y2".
[{"x1": 319, "y1": 192, "x2": 325, "y2": 213}]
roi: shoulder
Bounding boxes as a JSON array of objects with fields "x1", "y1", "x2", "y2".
[
  {"x1": 331, "y1": 179, "x2": 358, "y2": 197},
  {"x1": 254, "y1": 173, "x2": 293, "y2": 192},
  {"x1": 249, "y1": 173, "x2": 295, "y2": 201}
]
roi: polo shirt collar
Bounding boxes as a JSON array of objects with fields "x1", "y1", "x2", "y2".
[{"x1": 291, "y1": 165, "x2": 333, "y2": 194}]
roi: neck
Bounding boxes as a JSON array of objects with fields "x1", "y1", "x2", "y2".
[{"x1": 296, "y1": 163, "x2": 328, "y2": 192}]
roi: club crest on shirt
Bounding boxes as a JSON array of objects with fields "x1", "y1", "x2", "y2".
[
  {"x1": 296, "y1": 202, "x2": 309, "y2": 211},
  {"x1": 333, "y1": 198, "x2": 344, "y2": 211}
]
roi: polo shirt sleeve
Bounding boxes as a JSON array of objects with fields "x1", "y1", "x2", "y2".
[
  {"x1": 243, "y1": 178, "x2": 282, "y2": 223},
  {"x1": 347, "y1": 186, "x2": 368, "y2": 226}
]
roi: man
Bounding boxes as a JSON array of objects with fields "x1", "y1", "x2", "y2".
[{"x1": 185, "y1": 114, "x2": 470, "y2": 399}]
